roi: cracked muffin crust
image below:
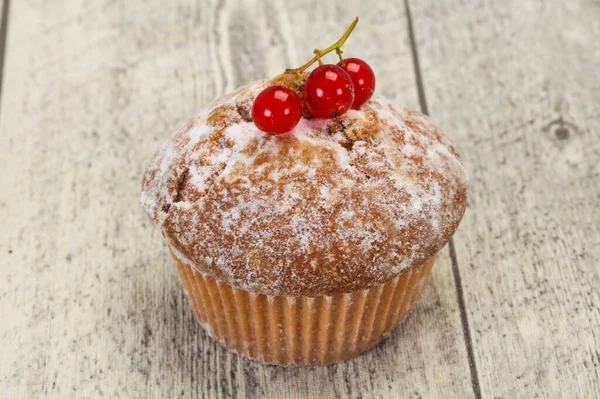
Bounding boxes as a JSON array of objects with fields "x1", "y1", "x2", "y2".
[{"x1": 141, "y1": 75, "x2": 467, "y2": 296}]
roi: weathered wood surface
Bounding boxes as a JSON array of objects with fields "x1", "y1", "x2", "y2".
[
  {"x1": 0, "y1": 1, "x2": 472, "y2": 398},
  {"x1": 410, "y1": 1, "x2": 600, "y2": 398},
  {"x1": 0, "y1": 0, "x2": 597, "y2": 398}
]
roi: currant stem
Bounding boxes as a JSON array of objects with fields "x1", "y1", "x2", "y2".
[
  {"x1": 315, "y1": 50, "x2": 324, "y2": 66},
  {"x1": 284, "y1": 16, "x2": 359, "y2": 74},
  {"x1": 336, "y1": 48, "x2": 345, "y2": 66}
]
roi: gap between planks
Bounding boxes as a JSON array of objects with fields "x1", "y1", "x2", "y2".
[
  {"x1": 0, "y1": 0, "x2": 11, "y2": 103},
  {"x1": 404, "y1": 1, "x2": 482, "y2": 398}
]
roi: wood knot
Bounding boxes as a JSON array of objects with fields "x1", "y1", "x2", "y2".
[
  {"x1": 554, "y1": 126, "x2": 569, "y2": 140},
  {"x1": 543, "y1": 116, "x2": 578, "y2": 141}
]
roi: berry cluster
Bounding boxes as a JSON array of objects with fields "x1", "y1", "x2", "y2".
[{"x1": 252, "y1": 17, "x2": 376, "y2": 135}]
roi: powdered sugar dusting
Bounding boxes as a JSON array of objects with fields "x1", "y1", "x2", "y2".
[
  {"x1": 141, "y1": 78, "x2": 467, "y2": 296},
  {"x1": 188, "y1": 125, "x2": 214, "y2": 145}
]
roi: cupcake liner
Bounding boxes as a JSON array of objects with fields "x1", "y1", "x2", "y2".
[{"x1": 173, "y1": 250, "x2": 435, "y2": 367}]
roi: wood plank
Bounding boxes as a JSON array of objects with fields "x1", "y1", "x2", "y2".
[
  {"x1": 0, "y1": 1, "x2": 473, "y2": 398},
  {"x1": 410, "y1": 1, "x2": 600, "y2": 397}
]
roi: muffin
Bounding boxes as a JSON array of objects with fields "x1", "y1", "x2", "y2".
[{"x1": 141, "y1": 74, "x2": 467, "y2": 366}]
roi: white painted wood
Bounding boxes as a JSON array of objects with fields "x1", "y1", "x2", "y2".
[
  {"x1": 0, "y1": 1, "x2": 474, "y2": 398},
  {"x1": 411, "y1": 1, "x2": 600, "y2": 397}
]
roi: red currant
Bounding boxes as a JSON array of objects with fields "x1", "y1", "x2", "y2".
[
  {"x1": 304, "y1": 64, "x2": 355, "y2": 118},
  {"x1": 337, "y1": 58, "x2": 375, "y2": 109},
  {"x1": 252, "y1": 86, "x2": 303, "y2": 134}
]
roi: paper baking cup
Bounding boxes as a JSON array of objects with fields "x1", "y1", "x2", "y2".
[{"x1": 173, "y1": 251, "x2": 435, "y2": 366}]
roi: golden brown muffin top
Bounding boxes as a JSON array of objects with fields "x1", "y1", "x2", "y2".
[{"x1": 141, "y1": 76, "x2": 467, "y2": 296}]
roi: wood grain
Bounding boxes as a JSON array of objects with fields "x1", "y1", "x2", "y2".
[
  {"x1": 0, "y1": 1, "x2": 475, "y2": 398},
  {"x1": 410, "y1": 0, "x2": 600, "y2": 397}
]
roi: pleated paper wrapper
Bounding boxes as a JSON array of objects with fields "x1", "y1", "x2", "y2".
[{"x1": 173, "y1": 249, "x2": 435, "y2": 367}]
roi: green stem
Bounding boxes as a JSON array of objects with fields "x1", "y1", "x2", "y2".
[
  {"x1": 315, "y1": 50, "x2": 324, "y2": 66},
  {"x1": 284, "y1": 16, "x2": 359, "y2": 74},
  {"x1": 336, "y1": 48, "x2": 345, "y2": 66}
]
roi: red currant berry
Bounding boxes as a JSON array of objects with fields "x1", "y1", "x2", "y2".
[
  {"x1": 337, "y1": 58, "x2": 375, "y2": 109},
  {"x1": 304, "y1": 64, "x2": 355, "y2": 118},
  {"x1": 252, "y1": 86, "x2": 303, "y2": 134}
]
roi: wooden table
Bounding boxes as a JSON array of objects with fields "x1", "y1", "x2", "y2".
[{"x1": 1, "y1": 1, "x2": 598, "y2": 398}]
